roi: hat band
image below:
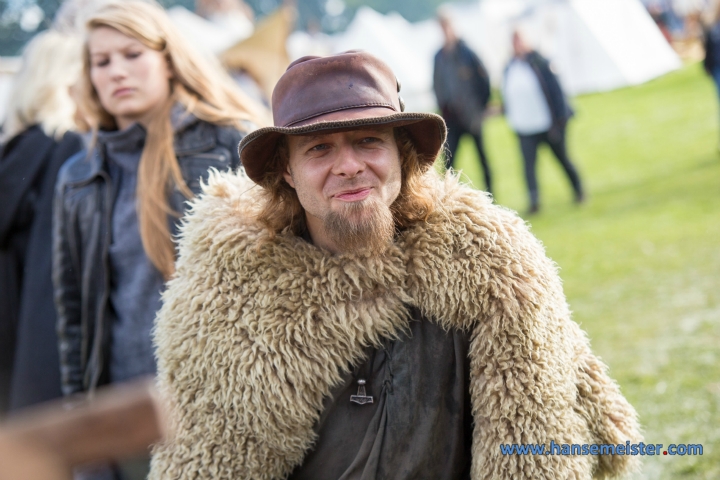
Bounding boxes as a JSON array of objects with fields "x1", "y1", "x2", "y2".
[{"x1": 284, "y1": 102, "x2": 397, "y2": 127}]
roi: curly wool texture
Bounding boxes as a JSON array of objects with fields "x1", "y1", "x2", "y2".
[{"x1": 149, "y1": 170, "x2": 641, "y2": 479}]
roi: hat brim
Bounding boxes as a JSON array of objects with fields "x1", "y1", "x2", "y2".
[{"x1": 238, "y1": 111, "x2": 447, "y2": 185}]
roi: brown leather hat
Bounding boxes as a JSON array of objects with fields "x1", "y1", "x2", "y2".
[{"x1": 238, "y1": 51, "x2": 447, "y2": 184}]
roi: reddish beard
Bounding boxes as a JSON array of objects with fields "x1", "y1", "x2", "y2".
[{"x1": 324, "y1": 196, "x2": 395, "y2": 255}]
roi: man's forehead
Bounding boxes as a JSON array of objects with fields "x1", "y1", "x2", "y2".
[{"x1": 286, "y1": 126, "x2": 395, "y2": 147}]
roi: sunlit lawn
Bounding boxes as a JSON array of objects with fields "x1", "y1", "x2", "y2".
[{"x1": 452, "y1": 62, "x2": 720, "y2": 478}]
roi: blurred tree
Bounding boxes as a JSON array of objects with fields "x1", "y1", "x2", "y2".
[
  {"x1": 343, "y1": 0, "x2": 446, "y2": 22},
  {"x1": 243, "y1": 0, "x2": 451, "y2": 32},
  {"x1": 0, "y1": 0, "x2": 61, "y2": 56},
  {"x1": 0, "y1": 0, "x2": 452, "y2": 56}
]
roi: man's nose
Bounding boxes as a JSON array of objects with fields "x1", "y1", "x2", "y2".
[{"x1": 331, "y1": 146, "x2": 365, "y2": 178}]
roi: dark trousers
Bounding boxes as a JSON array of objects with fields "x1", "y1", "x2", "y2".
[
  {"x1": 712, "y1": 67, "x2": 720, "y2": 140},
  {"x1": 517, "y1": 126, "x2": 583, "y2": 209},
  {"x1": 712, "y1": 67, "x2": 720, "y2": 99},
  {"x1": 444, "y1": 118, "x2": 492, "y2": 193}
]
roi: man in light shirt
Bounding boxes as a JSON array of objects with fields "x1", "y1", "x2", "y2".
[{"x1": 503, "y1": 30, "x2": 584, "y2": 214}]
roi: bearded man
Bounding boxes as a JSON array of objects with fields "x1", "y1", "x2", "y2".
[{"x1": 149, "y1": 52, "x2": 640, "y2": 479}]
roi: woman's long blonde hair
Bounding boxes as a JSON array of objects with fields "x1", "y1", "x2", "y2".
[
  {"x1": 78, "y1": 0, "x2": 265, "y2": 279},
  {"x1": 2, "y1": 30, "x2": 82, "y2": 141}
]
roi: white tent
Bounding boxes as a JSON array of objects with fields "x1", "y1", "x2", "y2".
[
  {"x1": 459, "y1": 0, "x2": 683, "y2": 94},
  {"x1": 0, "y1": 57, "x2": 21, "y2": 125},
  {"x1": 167, "y1": 6, "x2": 253, "y2": 56},
  {"x1": 330, "y1": 7, "x2": 442, "y2": 113},
  {"x1": 323, "y1": 0, "x2": 681, "y2": 112}
]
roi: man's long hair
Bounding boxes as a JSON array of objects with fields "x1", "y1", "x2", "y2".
[{"x1": 255, "y1": 127, "x2": 438, "y2": 239}]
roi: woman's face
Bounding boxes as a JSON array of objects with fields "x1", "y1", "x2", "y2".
[{"x1": 88, "y1": 26, "x2": 172, "y2": 130}]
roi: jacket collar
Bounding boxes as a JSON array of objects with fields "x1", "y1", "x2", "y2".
[
  {"x1": 75, "y1": 104, "x2": 215, "y2": 183},
  {"x1": 170, "y1": 103, "x2": 216, "y2": 155},
  {"x1": 171, "y1": 102, "x2": 198, "y2": 132}
]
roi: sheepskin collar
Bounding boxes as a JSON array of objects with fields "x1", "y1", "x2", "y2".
[{"x1": 150, "y1": 170, "x2": 641, "y2": 480}]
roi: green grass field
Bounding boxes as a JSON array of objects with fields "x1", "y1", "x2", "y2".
[{"x1": 452, "y1": 62, "x2": 720, "y2": 478}]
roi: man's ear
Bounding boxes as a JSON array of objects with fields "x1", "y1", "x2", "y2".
[{"x1": 283, "y1": 166, "x2": 295, "y2": 188}]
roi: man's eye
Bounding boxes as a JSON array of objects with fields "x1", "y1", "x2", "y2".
[
  {"x1": 308, "y1": 143, "x2": 329, "y2": 152},
  {"x1": 360, "y1": 137, "x2": 381, "y2": 144}
]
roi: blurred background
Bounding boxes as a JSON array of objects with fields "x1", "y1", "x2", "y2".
[{"x1": 1, "y1": 0, "x2": 719, "y2": 478}]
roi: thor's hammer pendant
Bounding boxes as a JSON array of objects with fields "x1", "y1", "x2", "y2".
[{"x1": 350, "y1": 379, "x2": 374, "y2": 405}]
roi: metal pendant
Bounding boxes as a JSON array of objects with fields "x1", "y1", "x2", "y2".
[{"x1": 350, "y1": 379, "x2": 374, "y2": 405}]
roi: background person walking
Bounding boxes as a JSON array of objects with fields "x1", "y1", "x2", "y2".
[
  {"x1": 433, "y1": 10, "x2": 492, "y2": 193},
  {"x1": 503, "y1": 29, "x2": 584, "y2": 214},
  {"x1": 703, "y1": 2, "x2": 720, "y2": 150}
]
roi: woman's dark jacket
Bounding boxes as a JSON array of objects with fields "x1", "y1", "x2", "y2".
[
  {"x1": 53, "y1": 114, "x2": 246, "y2": 396},
  {"x1": 0, "y1": 127, "x2": 83, "y2": 413},
  {"x1": 703, "y1": 23, "x2": 720, "y2": 73}
]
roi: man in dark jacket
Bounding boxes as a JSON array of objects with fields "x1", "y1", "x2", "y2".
[
  {"x1": 704, "y1": 9, "x2": 720, "y2": 80},
  {"x1": 433, "y1": 11, "x2": 492, "y2": 193},
  {"x1": 503, "y1": 29, "x2": 584, "y2": 214},
  {"x1": 703, "y1": 11, "x2": 720, "y2": 150}
]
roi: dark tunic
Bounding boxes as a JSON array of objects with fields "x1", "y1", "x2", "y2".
[
  {"x1": 0, "y1": 126, "x2": 83, "y2": 413},
  {"x1": 289, "y1": 307, "x2": 473, "y2": 480}
]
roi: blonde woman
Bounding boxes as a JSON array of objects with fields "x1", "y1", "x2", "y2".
[
  {"x1": 0, "y1": 30, "x2": 84, "y2": 415},
  {"x1": 54, "y1": 0, "x2": 259, "y2": 446}
]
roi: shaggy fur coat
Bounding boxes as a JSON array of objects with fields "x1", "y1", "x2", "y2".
[{"x1": 149, "y1": 170, "x2": 641, "y2": 479}]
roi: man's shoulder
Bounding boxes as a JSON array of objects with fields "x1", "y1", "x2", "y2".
[
  {"x1": 404, "y1": 174, "x2": 559, "y2": 332},
  {"x1": 527, "y1": 50, "x2": 550, "y2": 69},
  {"x1": 418, "y1": 174, "x2": 546, "y2": 265},
  {"x1": 179, "y1": 169, "x2": 260, "y2": 237},
  {"x1": 428, "y1": 174, "x2": 523, "y2": 230},
  {"x1": 456, "y1": 39, "x2": 472, "y2": 53},
  {"x1": 173, "y1": 169, "x2": 263, "y2": 259}
]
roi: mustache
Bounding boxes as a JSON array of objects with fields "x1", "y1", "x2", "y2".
[{"x1": 328, "y1": 177, "x2": 378, "y2": 195}]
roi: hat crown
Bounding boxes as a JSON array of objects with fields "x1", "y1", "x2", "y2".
[{"x1": 271, "y1": 51, "x2": 402, "y2": 128}]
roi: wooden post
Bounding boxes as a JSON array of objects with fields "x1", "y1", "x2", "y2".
[{"x1": 0, "y1": 378, "x2": 165, "y2": 480}]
